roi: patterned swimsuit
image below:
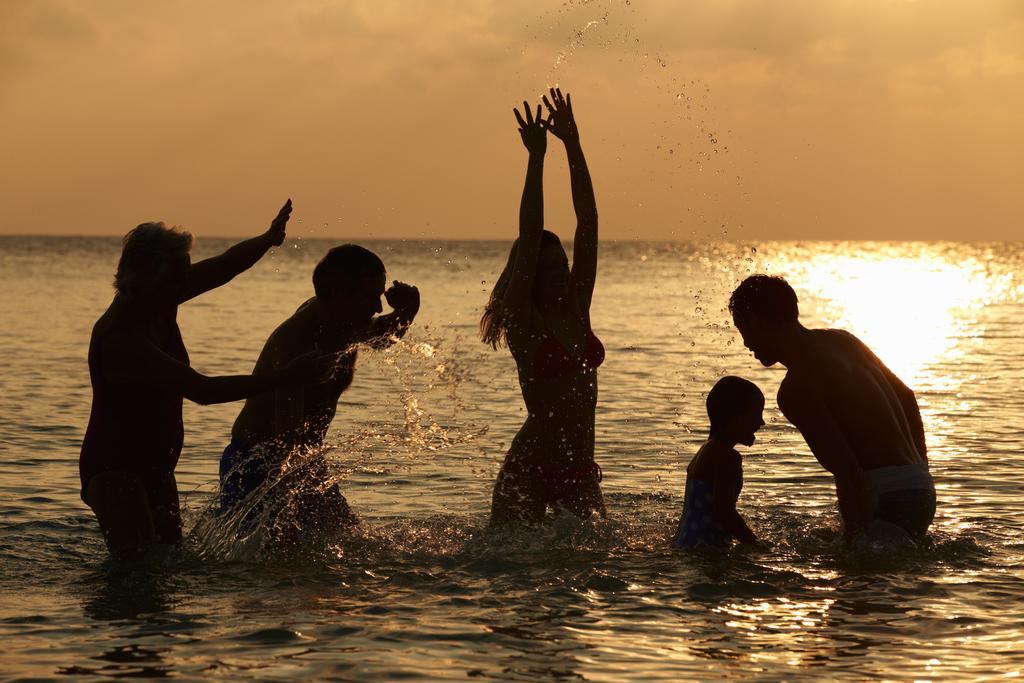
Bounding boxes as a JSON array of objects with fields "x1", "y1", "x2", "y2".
[{"x1": 670, "y1": 472, "x2": 741, "y2": 549}]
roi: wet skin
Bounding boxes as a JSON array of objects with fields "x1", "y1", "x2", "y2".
[{"x1": 735, "y1": 316, "x2": 928, "y2": 534}]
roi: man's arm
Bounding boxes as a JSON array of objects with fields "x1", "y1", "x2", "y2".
[
  {"x1": 778, "y1": 375, "x2": 867, "y2": 536},
  {"x1": 363, "y1": 281, "x2": 420, "y2": 349},
  {"x1": 181, "y1": 200, "x2": 291, "y2": 303}
]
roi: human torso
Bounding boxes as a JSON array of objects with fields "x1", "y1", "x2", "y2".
[
  {"x1": 508, "y1": 306, "x2": 604, "y2": 467},
  {"x1": 231, "y1": 300, "x2": 356, "y2": 448},
  {"x1": 673, "y1": 442, "x2": 741, "y2": 547},
  {"x1": 787, "y1": 329, "x2": 924, "y2": 473},
  {"x1": 79, "y1": 300, "x2": 188, "y2": 496}
]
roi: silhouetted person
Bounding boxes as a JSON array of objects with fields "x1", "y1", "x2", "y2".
[
  {"x1": 221, "y1": 245, "x2": 420, "y2": 535},
  {"x1": 80, "y1": 201, "x2": 336, "y2": 553},
  {"x1": 481, "y1": 88, "x2": 605, "y2": 525},
  {"x1": 729, "y1": 275, "x2": 934, "y2": 542},
  {"x1": 671, "y1": 376, "x2": 762, "y2": 549}
]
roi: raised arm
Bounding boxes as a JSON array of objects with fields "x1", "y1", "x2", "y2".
[
  {"x1": 544, "y1": 88, "x2": 598, "y2": 317},
  {"x1": 180, "y1": 199, "x2": 292, "y2": 303},
  {"x1": 363, "y1": 281, "x2": 420, "y2": 349},
  {"x1": 778, "y1": 375, "x2": 867, "y2": 537},
  {"x1": 501, "y1": 102, "x2": 548, "y2": 336}
]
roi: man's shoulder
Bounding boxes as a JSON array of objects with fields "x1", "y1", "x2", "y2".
[
  {"x1": 809, "y1": 326, "x2": 857, "y2": 345},
  {"x1": 263, "y1": 303, "x2": 317, "y2": 357},
  {"x1": 813, "y1": 327, "x2": 871, "y2": 355}
]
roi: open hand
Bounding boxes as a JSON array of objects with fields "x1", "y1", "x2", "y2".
[
  {"x1": 385, "y1": 280, "x2": 420, "y2": 321},
  {"x1": 266, "y1": 198, "x2": 292, "y2": 247},
  {"x1": 542, "y1": 87, "x2": 578, "y2": 143},
  {"x1": 513, "y1": 101, "x2": 547, "y2": 155}
]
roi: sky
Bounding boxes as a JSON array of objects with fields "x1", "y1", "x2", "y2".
[{"x1": 1, "y1": 0, "x2": 1022, "y2": 241}]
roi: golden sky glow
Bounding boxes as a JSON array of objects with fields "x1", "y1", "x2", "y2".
[{"x1": 1, "y1": 0, "x2": 1022, "y2": 240}]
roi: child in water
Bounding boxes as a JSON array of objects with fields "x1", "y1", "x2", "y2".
[{"x1": 671, "y1": 376, "x2": 764, "y2": 549}]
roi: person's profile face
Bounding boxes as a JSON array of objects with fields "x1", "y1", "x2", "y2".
[
  {"x1": 735, "y1": 315, "x2": 776, "y2": 367},
  {"x1": 154, "y1": 252, "x2": 190, "y2": 305},
  {"x1": 350, "y1": 271, "x2": 386, "y2": 323},
  {"x1": 535, "y1": 242, "x2": 570, "y2": 301},
  {"x1": 732, "y1": 397, "x2": 766, "y2": 447}
]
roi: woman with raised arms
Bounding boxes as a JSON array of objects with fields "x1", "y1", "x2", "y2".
[{"x1": 480, "y1": 88, "x2": 605, "y2": 525}]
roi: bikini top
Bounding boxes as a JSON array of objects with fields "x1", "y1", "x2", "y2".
[{"x1": 532, "y1": 320, "x2": 605, "y2": 378}]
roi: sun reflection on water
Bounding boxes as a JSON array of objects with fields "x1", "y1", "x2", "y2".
[{"x1": 772, "y1": 246, "x2": 1010, "y2": 384}]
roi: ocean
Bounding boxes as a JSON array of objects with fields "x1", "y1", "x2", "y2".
[{"x1": 1, "y1": 235, "x2": 1022, "y2": 680}]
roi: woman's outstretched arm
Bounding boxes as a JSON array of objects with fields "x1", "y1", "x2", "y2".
[
  {"x1": 501, "y1": 102, "x2": 548, "y2": 334},
  {"x1": 180, "y1": 199, "x2": 292, "y2": 302},
  {"x1": 544, "y1": 88, "x2": 598, "y2": 318},
  {"x1": 100, "y1": 332, "x2": 340, "y2": 405}
]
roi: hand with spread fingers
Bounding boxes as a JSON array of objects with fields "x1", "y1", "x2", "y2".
[
  {"x1": 265, "y1": 198, "x2": 292, "y2": 247},
  {"x1": 542, "y1": 87, "x2": 579, "y2": 144},
  {"x1": 513, "y1": 100, "x2": 547, "y2": 155}
]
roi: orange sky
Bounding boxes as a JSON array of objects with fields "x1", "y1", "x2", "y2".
[{"x1": 1, "y1": 0, "x2": 1021, "y2": 240}]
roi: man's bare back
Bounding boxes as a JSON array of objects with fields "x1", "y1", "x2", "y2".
[
  {"x1": 232, "y1": 299, "x2": 357, "y2": 449},
  {"x1": 217, "y1": 244, "x2": 419, "y2": 533},
  {"x1": 730, "y1": 275, "x2": 934, "y2": 540},
  {"x1": 778, "y1": 329, "x2": 926, "y2": 474}
]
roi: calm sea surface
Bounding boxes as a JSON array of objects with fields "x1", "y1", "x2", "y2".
[{"x1": 1, "y1": 236, "x2": 1023, "y2": 680}]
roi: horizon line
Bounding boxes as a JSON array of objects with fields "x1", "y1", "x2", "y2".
[{"x1": 0, "y1": 232, "x2": 1020, "y2": 245}]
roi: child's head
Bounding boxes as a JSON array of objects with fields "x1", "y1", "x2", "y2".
[{"x1": 706, "y1": 376, "x2": 765, "y2": 446}]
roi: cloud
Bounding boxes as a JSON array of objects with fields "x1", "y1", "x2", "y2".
[{"x1": 0, "y1": 0, "x2": 96, "y2": 84}]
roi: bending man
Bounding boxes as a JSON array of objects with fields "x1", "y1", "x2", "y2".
[{"x1": 729, "y1": 274, "x2": 934, "y2": 541}]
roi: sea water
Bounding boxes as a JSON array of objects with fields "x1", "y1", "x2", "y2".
[{"x1": 1, "y1": 236, "x2": 1023, "y2": 679}]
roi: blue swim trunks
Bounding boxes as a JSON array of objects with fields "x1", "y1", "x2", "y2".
[
  {"x1": 219, "y1": 441, "x2": 274, "y2": 513},
  {"x1": 219, "y1": 441, "x2": 357, "y2": 531}
]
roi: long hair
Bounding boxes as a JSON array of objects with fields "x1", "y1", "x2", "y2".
[{"x1": 480, "y1": 230, "x2": 562, "y2": 349}]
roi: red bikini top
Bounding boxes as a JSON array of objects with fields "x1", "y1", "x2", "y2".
[{"x1": 532, "y1": 322, "x2": 605, "y2": 378}]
